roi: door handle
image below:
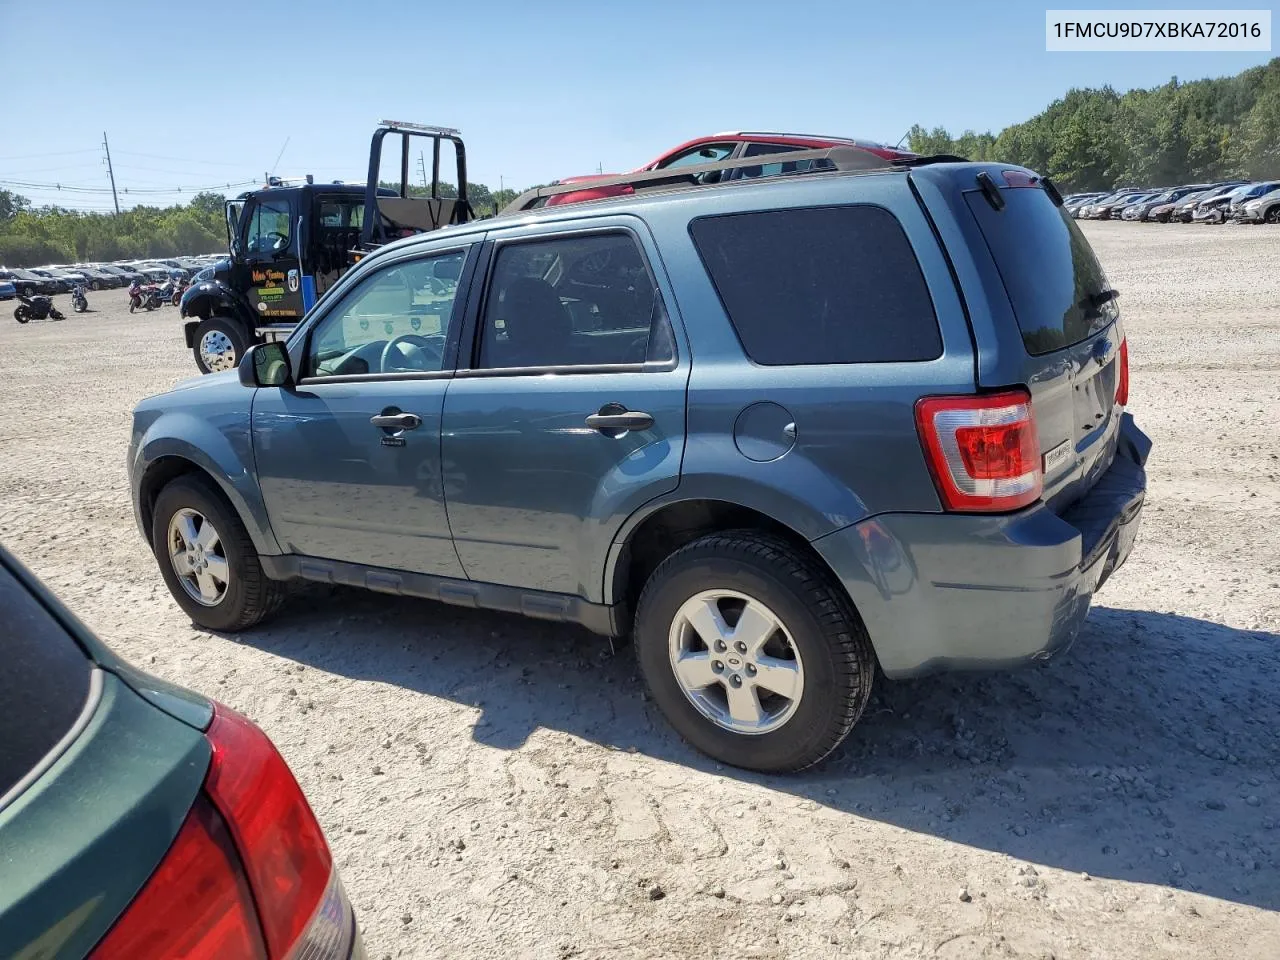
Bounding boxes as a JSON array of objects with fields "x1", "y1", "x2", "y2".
[
  {"x1": 370, "y1": 412, "x2": 422, "y2": 431},
  {"x1": 585, "y1": 409, "x2": 654, "y2": 432}
]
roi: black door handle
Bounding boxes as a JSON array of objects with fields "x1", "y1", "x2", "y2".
[
  {"x1": 585, "y1": 409, "x2": 654, "y2": 432},
  {"x1": 370, "y1": 412, "x2": 422, "y2": 431}
]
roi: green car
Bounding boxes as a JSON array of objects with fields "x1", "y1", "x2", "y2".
[{"x1": 0, "y1": 546, "x2": 364, "y2": 959}]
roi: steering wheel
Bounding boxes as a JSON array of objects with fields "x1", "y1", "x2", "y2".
[{"x1": 380, "y1": 334, "x2": 443, "y2": 372}]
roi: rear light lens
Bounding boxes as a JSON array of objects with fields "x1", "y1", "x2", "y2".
[
  {"x1": 1116, "y1": 338, "x2": 1130, "y2": 406},
  {"x1": 1001, "y1": 170, "x2": 1040, "y2": 188},
  {"x1": 92, "y1": 704, "x2": 356, "y2": 960},
  {"x1": 915, "y1": 390, "x2": 1042, "y2": 512},
  {"x1": 205, "y1": 705, "x2": 336, "y2": 959},
  {"x1": 90, "y1": 797, "x2": 269, "y2": 959}
]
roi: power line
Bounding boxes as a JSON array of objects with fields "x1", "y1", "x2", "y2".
[
  {"x1": 0, "y1": 177, "x2": 257, "y2": 195},
  {"x1": 0, "y1": 148, "x2": 100, "y2": 161},
  {"x1": 113, "y1": 150, "x2": 250, "y2": 167}
]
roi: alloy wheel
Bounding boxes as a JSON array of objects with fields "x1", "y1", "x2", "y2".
[
  {"x1": 167, "y1": 508, "x2": 230, "y2": 606},
  {"x1": 668, "y1": 589, "x2": 804, "y2": 735}
]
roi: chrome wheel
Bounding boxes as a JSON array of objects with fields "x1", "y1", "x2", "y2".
[
  {"x1": 167, "y1": 508, "x2": 229, "y2": 606},
  {"x1": 668, "y1": 590, "x2": 804, "y2": 735},
  {"x1": 199, "y1": 330, "x2": 236, "y2": 372}
]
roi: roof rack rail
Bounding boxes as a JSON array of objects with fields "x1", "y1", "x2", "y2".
[{"x1": 500, "y1": 145, "x2": 896, "y2": 216}]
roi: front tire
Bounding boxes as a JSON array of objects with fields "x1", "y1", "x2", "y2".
[
  {"x1": 151, "y1": 475, "x2": 286, "y2": 631},
  {"x1": 634, "y1": 531, "x2": 875, "y2": 773},
  {"x1": 1266, "y1": 207, "x2": 1280, "y2": 225},
  {"x1": 193, "y1": 316, "x2": 248, "y2": 374},
  {"x1": 14, "y1": 305, "x2": 30, "y2": 324}
]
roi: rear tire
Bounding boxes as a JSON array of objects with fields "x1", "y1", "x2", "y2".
[
  {"x1": 1266, "y1": 207, "x2": 1280, "y2": 225},
  {"x1": 634, "y1": 530, "x2": 875, "y2": 773},
  {"x1": 193, "y1": 316, "x2": 248, "y2": 374},
  {"x1": 14, "y1": 305, "x2": 30, "y2": 324},
  {"x1": 49, "y1": 308, "x2": 64, "y2": 321},
  {"x1": 151, "y1": 474, "x2": 287, "y2": 631}
]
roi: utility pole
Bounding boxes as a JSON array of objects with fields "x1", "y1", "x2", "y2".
[
  {"x1": 101, "y1": 131, "x2": 120, "y2": 214},
  {"x1": 418, "y1": 152, "x2": 429, "y2": 191}
]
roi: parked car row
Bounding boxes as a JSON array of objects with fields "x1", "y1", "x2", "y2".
[
  {"x1": 0, "y1": 255, "x2": 222, "y2": 299},
  {"x1": 1064, "y1": 179, "x2": 1280, "y2": 224}
]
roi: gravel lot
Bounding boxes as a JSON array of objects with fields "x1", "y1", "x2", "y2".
[{"x1": 1, "y1": 222, "x2": 1277, "y2": 960}]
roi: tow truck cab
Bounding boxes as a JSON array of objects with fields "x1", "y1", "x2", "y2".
[{"x1": 181, "y1": 121, "x2": 473, "y2": 374}]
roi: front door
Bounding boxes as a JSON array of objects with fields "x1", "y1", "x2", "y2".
[
  {"x1": 252, "y1": 245, "x2": 474, "y2": 576},
  {"x1": 441, "y1": 223, "x2": 689, "y2": 599},
  {"x1": 235, "y1": 192, "x2": 306, "y2": 322}
]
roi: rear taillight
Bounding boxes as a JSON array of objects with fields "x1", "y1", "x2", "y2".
[
  {"x1": 90, "y1": 797, "x2": 269, "y2": 959},
  {"x1": 915, "y1": 390, "x2": 1042, "y2": 512},
  {"x1": 205, "y1": 705, "x2": 334, "y2": 957},
  {"x1": 92, "y1": 704, "x2": 355, "y2": 960},
  {"x1": 1116, "y1": 338, "x2": 1129, "y2": 406}
]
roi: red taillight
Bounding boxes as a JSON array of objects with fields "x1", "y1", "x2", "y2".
[
  {"x1": 1001, "y1": 170, "x2": 1040, "y2": 188},
  {"x1": 92, "y1": 704, "x2": 353, "y2": 960},
  {"x1": 915, "y1": 390, "x2": 1042, "y2": 512},
  {"x1": 1116, "y1": 338, "x2": 1130, "y2": 406},
  {"x1": 205, "y1": 705, "x2": 334, "y2": 959},
  {"x1": 90, "y1": 797, "x2": 269, "y2": 959}
]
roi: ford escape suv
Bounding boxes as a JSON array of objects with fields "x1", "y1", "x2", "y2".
[{"x1": 129, "y1": 154, "x2": 1149, "y2": 773}]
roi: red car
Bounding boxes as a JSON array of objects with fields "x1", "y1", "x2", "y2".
[{"x1": 545, "y1": 131, "x2": 917, "y2": 206}]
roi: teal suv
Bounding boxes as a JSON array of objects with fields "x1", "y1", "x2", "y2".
[{"x1": 129, "y1": 157, "x2": 1150, "y2": 773}]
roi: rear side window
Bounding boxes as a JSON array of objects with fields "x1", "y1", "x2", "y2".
[
  {"x1": 966, "y1": 188, "x2": 1115, "y2": 356},
  {"x1": 0, "y1": 563, "x2": 92, "y2": 799},
  {"x1": 689, "y1": 206, "x2": 942, "y2": 365}
]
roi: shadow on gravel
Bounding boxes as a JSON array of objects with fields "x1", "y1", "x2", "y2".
[{"x1": 231, "y1": 591, "x2": 1279, "y2": 910}]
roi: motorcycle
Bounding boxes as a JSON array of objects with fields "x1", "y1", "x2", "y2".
[
  {"x1": 171, "y1": 277, "x2": 190, "y2": 306},
  {"x1": 14, "y1": 294, "x2": 64, "y2": 324},
  {"x1": 129, "y1": 280, "x2": 163, "y2": 312},
  {"x1": 71, "y1": 284, "x2": 89, "y2": 313}
]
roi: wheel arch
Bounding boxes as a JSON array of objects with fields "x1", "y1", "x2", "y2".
[
  {"x1": 135, "y1": 431, "x2": 280, "y2": 557},
  {"x1": 605, "y1": 495, "x2": 851, "y2": 630}
]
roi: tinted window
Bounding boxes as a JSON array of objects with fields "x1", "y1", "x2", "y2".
[
  {"x1": 305, "y1": 251, "x2": 465, "y2": 377},
  {"x1": 476, "y1": 233, "x2": 675, "y2": 370},
  {"x1": 734, "y1": 142, "x2": 816, "y2": 179},
  {"x1": 688, "y1": 206, "x2": 942, "y2": 365},
  {"x1": 966, "y1": 187, "x2": 1116, "y2": 356},
  {"x1": 0, "y1": 561, "x2": 92, "y2": 799}
]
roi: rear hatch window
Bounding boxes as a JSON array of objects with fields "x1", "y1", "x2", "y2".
[
  {"x1": 0, "y1": 562, "x2": 92, "y2": 799},
  {"x1": 965, "y1": 188, "x2": 1116, "y2": 356}
]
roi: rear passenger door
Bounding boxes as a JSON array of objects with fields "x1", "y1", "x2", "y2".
[{"x1": 440, "y1": 220, "x2": 689, "y2": 599}]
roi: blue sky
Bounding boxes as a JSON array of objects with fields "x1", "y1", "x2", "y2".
[{"x1": 1, "y1": 0, "x2": 1273, "y2": 210}]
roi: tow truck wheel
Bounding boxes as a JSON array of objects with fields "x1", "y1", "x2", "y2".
[{"x1": 194, "y1": 316, "x2": 248, "y2": 375}]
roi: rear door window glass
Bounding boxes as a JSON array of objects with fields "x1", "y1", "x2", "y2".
[
  {"x1": 688, "y1": 206, "x2": 942, "y2": 365},
  {"x1": 476, "y1": 233, "x2": 675, "y2": 370},
  {"x1": 965, "y1": 187, "x2": 1115, "y2": 356},
  {"x1": 0, "y1": 564, "x2": 92, "y2": 798}
]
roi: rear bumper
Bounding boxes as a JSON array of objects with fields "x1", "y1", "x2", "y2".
[{"x1": 815, "y1": 413, "x2": 1150, "y2": 679}]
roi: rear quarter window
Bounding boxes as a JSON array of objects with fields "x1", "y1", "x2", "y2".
[
  {"x1": 688, "y1": 205, "x2": 942, "y2": 365},
  {"x1": 0, "y1": 563, "x2": 92, "y2": 798}
]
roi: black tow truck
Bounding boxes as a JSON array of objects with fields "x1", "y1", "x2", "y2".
[{"x1": 180, "y1": 121, "x2": 474, "y2": 373}]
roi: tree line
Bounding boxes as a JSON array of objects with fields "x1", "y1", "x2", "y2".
[
  {"x1": 0, "y1": 179, "x2": 531, "y2": 268},
  {"x1": 908, "y1": 57, "x2": 1280, "y2": 192}
]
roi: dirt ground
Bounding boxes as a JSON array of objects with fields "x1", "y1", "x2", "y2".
[{"x1": 1, "y1": 221, "x2": 1277, "y2": 960}]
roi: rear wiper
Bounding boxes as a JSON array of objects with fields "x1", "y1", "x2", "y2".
[{"x1": 1087, "y1": 288, "x2": 1119, "y2": 309}]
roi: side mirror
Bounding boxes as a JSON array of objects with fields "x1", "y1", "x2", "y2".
[{"x1": 239, "y1": 342, "x2": 292, "y2": 388}]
